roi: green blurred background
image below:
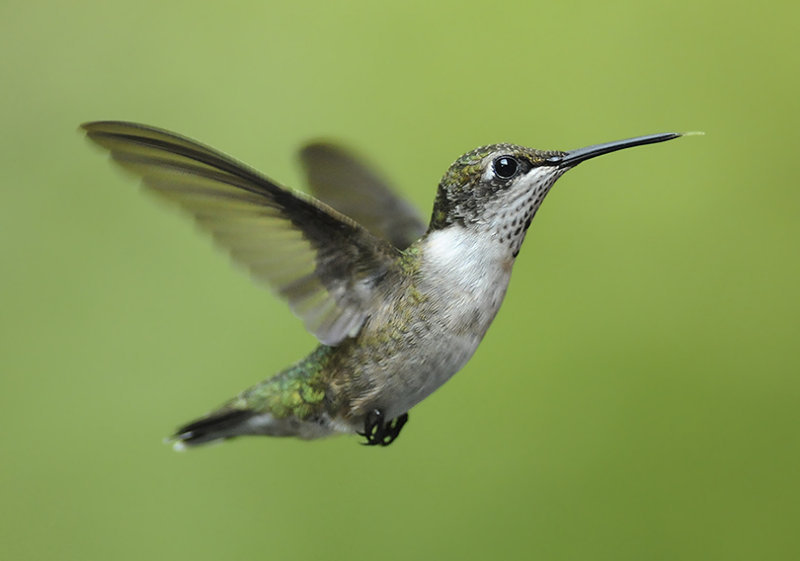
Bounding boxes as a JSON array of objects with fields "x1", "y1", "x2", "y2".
[{"x1": 2, "y1": 1, "x2": 798, "y2": 560}]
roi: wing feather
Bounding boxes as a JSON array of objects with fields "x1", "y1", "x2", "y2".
[
  {"x1": 299, "y1": 142, "x2": 426, "y2": 249},
  {"x1": 83, "y1": 121, "x2": 400, "y2": 345}
]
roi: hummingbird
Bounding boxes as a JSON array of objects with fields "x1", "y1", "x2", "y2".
[{"x1": 82, "y1": 122, "x2": 681, "y2": 448}]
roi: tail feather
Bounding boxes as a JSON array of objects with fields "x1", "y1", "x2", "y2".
[{"x1": 172, "y1": 409, "x2": 255, "y2": 449}]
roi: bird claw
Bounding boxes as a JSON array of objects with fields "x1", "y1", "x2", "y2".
[{"x1": 359, "y1": 409, "x2": 408, "y2": 446}]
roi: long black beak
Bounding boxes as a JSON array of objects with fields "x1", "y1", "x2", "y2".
[{"x1": 547, "y1": 133, "x2": 681, "y2": 168}]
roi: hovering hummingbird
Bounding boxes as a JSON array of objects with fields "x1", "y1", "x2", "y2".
[{"x1": 82, "y1": 122, "x2": 682, "y2": 448}]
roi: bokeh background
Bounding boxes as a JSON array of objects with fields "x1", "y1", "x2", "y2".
[{"x1": 2, "y1": 1, "x2": 798, "y2": 560}]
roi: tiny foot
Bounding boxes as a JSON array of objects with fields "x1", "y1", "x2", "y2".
[
  {"x1": 381, "y1": 412, "x2": 408, "y2": 446},
  {"x1": 358, "y1": 410, "x2": 409, "y2": 446}
]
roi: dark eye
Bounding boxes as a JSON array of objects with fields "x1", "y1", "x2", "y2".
[{"x1": 493, "y1": 156, "x2": 519, "y2": 179}]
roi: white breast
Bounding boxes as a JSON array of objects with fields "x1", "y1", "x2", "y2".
[
  {"x1": 358, "y1": 226, "x2": 518, "y2": 419},
  {"x1": 419, "y1": 226, "x2": 515, "y2": 342}
]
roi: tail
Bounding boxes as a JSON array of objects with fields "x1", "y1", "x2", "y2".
[
  {"x1": 171, "y1": 409, "x2": 257, "y2": 450},
  {"x1": 170, "y1": 405, "x2": 339, "y2": 450},
  {"x1": 170, "y1": 346, "x2": 340, "y2": 449}
]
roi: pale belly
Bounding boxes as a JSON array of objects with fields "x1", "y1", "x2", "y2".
[{"x1": 338, "y1": 227, "x2": 516, "y2": 423}]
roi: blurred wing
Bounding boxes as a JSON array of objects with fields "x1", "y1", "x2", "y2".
[
  {"x1": 299, "y1": 142, "x2": 426, "y2": 249},
  {"x1": 83, "y1": 121, "x2": 401, "y2": 345}
]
